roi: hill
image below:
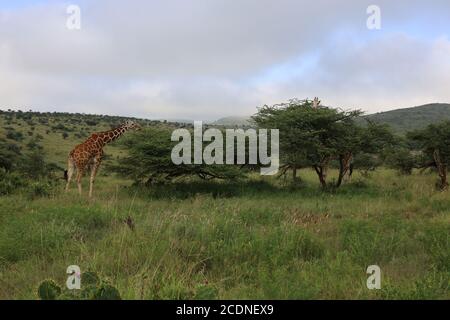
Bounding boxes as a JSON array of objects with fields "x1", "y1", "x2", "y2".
[
  {"x1": 362, "y1": 103, "x2": 450, "y2": 132},
  {"x1": 212, "y1": 116, "x2": 252, "y2": 127},
  {"x1": 213, "y1": 103, "x2": 450, "y2": 132}
]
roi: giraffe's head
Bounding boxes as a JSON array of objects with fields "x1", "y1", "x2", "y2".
[
  {"x1": 123, "y1": 120, "x2": 142, "y2": 131},
  {"x1": 312, "y1": 97, "x2": 321, "y2": 109}
]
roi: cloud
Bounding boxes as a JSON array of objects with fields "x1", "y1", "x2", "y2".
[
  {"x1": 263, "y1": 33, "x2": 450, "y2": 113},
  {"x1": 0, "y1": 0, "x2": 449, "y2": 119}
]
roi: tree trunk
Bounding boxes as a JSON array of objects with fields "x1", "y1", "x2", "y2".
[
  {"x1": 434, "y1": 149, "x2": 449, "y2": 191},
  {"x1": 314, "y1": 156, "x2": 331, "y2": 188},
  {"x1": 336, "y1": 152, "x2": 353, "y2": 188},
  {"x1": 292, "y1": 167, "x2": 297, "y2": 181}
]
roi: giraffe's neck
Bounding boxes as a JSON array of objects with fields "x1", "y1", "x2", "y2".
[{"x1": 98, "y1": 125, "x2": 129, "y2": 145}]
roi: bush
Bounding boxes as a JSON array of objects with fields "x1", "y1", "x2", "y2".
[
  {"x1": 0, "y1": 170, "x2": 27, "y2": 195},
  {"x1": 385, "y1": 148, "x2": 417, "y2": 175},
  {"x1": 36, "y1": 272, "x2": 121, "y2": 300},
  {"x1": 26, "y1": 181, "x2": 54, "y2": 199},
  {"x1": 0, "y1": 140, "x2": 22, "y2": 171},
  {"x1": 6, "y1": 130, "x2": 24, "y2": 141},
  {"x1": 37, "y1": 280, "x2": 61, "y2": 300},
  {"x1": 110, "y1": 126, "x2": 242, "y2": 184}
]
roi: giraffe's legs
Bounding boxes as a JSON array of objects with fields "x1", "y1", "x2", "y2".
[
  {"x1": 76, "y1": 170, "x2": 84, "y2": 196},
  {"x1": 89, "y1": 157, "x2": 101, "y2": 198},
  {"x1": 65, "y1": 158, "x2": 75, "y2": 192}
]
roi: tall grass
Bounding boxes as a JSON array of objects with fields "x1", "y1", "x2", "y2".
[{"x1": 0, "y1": 169, "x2": 448, "y2": 299}]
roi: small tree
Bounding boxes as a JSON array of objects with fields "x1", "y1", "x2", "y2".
[
  {"x1": 407, "y1": 121, "x2": 450, "y2": 190},
  {"x1": 253, "y1": 98, "x2": 362, "y2": 188},
  {"x1": 351, "y1": 121, "x2": 398, "y2": 177},
  {"x1": 0, "y1": 139, "x2": 22, "y2": 171},
  {"x1": 109, "y1": 126, "x2": 242, "y2": 184},
  {"x1": 385, "y1": 148, "x2": 417, "y2": 175}
]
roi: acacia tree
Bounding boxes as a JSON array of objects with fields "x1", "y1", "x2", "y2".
[
  {"x1": 407, "y1": 121, "x2": 450, "y2": 190},
  {"x1": 319, "y1": 118, "x2": 396, "y2": 187},
  {"x1": 109, "y1": 125, "x2": 242, "y2": 184},
  {"x1": 253, "y1": 99, "x2": 317, "y2": 183},
  {"x1": 252, "y1": 99, "x2": 362, "y2": 188},
  {"x1": 348, "y1": 121, "x2": 398, "y2": 178},
  {"x1": 333, "y1": 120, "x2": 364, "y2": 187}
]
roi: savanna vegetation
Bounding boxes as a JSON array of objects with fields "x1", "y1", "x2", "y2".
[{"x1": 0, "y1": 104, "x2": 448, "y2": 300}]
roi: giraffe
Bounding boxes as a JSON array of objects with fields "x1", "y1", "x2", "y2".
[
  {"x1": 312, "y1": 97, "x2": 321, "y2": 109},
  {"x1": 65, "y1": 120, "x2": 141, "y2": 197}
]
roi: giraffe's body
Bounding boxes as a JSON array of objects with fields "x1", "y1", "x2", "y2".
[{"x1": 65, "y1": 120, "x2": 140, "y2": 197}]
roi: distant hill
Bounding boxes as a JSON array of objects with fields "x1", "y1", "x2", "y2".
[
  {"x1": 362, "y1": 103, "x2": 450, "y2": 132},
  {"x1": 213, "y1": 103, "x2": 450, "y2": 132},
  {"x1": 212, "y1": 116, "x2": 252, "y2": 127}
]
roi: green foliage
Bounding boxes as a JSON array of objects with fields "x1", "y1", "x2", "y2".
[
  {"x1": 408, "y1": 120, "x2": 450, "y2": 165},
  {"x1": 384, "y1": 148, "x2": 417, "y2": 175},
  {"x1": 0, "y1": 139, "x2": 22, "y2": 171},
  {"x1": 253, "y1": 101, "x2": 396, "y2": 186},
  {"x1": 52, "y1": 123, "x2": 70, "y2": 131},
  {"x1": 110, "y1": 126, "x2": 242, "y2": 183},
  {"x1": 92, "y1": 282, "x2": 122, "y2": 300},
  {"x1": 351, "y1": 154, "x2": 381, "y2": 176},
  {"x1": 407, "y1": 120, "x2": 450, "y2": 189},
  {"x1": 36, "y1": 272, "x2": 121, "y2": 300},
  {"x1": 0, "y1": 135, "x2": 59, "y2": 196},
  {"x1": 26, "y1": 181, "x2": 55, "y2": 199},
  {"x1": 6, "y1": 129, "x2": 24, "y2": 141},
  {"x1": 0, "y1": 170, "x2": 27, "y2": 195},
  {"x1": 82, "y1": 271, "x2": 101, "y2": 286},
  {"x1": 37, "y1": 280, "x2": 62, "y2": 300}
]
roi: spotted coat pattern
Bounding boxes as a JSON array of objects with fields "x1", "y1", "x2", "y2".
[{"x1": 65, "y1": 120, "x2": 140, "y2": 197}]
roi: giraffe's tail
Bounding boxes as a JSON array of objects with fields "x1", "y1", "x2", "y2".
[{"x1": 64, "y1": 156, "x2": 75, "y2": 181}]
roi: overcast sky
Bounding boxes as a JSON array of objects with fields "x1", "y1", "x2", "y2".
[{"x1": 0, "y1": 0, "x2": 449, "y2": 120}]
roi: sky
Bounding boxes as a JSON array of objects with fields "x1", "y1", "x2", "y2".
[{"x1": 0, "y1": 0, "x2": 449, "y2": 121}]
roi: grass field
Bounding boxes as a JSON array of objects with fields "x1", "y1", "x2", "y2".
[
  {"x1": 0, "y1": 169, "x2": 448, "y2": 299},
  {"x1": 0, "y1": 112, "x2": 448, "y2": 299}
]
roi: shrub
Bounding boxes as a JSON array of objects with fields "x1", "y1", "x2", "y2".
[
  {"x1": 26, "y1": 181, "x2": 54, "y2": 199},
  {"x1": 36, "y1": 272, "x2": 121, "y2": 300},
  {"x1": 0, "y1": 170, "x2": 27, "y2": 195},
  {"x1": 6, "y1": 130, "x2": 24, "y2": 141},
  {"x1": 92, "y1": 283, "x2": 122, "y2": 300},
  {"x1": 110, "y1": 126, "x2": 242, "y2": 184},
  {"x1": 385, "y1": 148, "x2": 417, "y2": 175},
  {"x1": 37, "y1": 280, "x2": 61, "y2": 300}
]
